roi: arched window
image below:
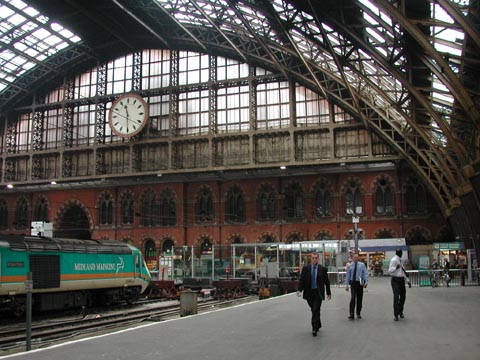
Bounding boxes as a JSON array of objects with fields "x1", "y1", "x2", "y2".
[
  {"x1": 196, "y1": 187, "x2": 214, "y2": 223},
  {"x1": 162, "y1": 239, "x2": 175, "y2": 255},
  {"x1": 406, "y1": 176, "x2": 426, "y2": 214},
  {"x1": 375, "y1": 177, "x2": 394, "y2": 215},
  {"x1": 314, "y1": 231, "x2": 333, "y2": 240},
  {"x1": 160, "y1": 189, "x2": 176, "y2": 226},
  {"x1": 313, "y1": 181, "x2": 333, "y2": 217},
  {"x1": 120, "y1": 191, "x2": 134, "y2": 225},
  {"x1": 141, "y1": 190, "x2": 160, "y2": 227},
  {"x1": 14, "y1": 197, "x2": 29, "y2": 230},
  {"x1": 98, "y1": 193, "x2": 113, "y2": 225},
  {"x1": 257, "y1": 184, "x2": 276, "y2": 221},
  {"x1": 0, "y1": 199, "x2": 8, "y2": 229},
  {"x1": 225, "y1": 186, "x2": 245, "y2": 223},
  {"x1": 34, "y1": 197, "x2": 49, "y2": 222},
  {"x1": 200, "y1": 239, "x2": 212, "y2": 254},
  {"x1": 285, "y1": 182, "x2": 304, "y2": 220},
  {"x1": 144, "y1": 239, "x2": 157, "y2": 269},
  {"x1": 345, "y1": 180, "x2": 362, "y2": 215}
]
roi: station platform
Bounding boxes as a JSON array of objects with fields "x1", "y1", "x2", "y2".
[{"x1": 2, "y1": 277, "x2": 479, "y2": 360}]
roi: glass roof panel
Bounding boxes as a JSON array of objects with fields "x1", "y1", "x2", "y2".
[{"x1": 0, "y1": 0, "x2": 81, "y2": 93}]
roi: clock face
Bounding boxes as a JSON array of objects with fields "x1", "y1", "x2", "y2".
[{"x1": 109, "y1": 93, "x2": 149, "y2": 137}]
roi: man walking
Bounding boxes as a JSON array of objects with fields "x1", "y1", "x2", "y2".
[
  {"x1": 297, "y1": 252, "x2": 331, "y2": 336},
  {"x1": 345, "y1": 253, "x2": 368, "y2": 319},
  {"x1": 388, "y1": 249, "x2": 411, "y2": 321}
]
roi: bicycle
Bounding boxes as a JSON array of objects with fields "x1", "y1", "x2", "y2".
[
  {"x1": 442, "y1": 271, "x2": 451, "y2": 287},
  {"x1": 430, "y1": 270, "x2": 440, "y2": 288}
]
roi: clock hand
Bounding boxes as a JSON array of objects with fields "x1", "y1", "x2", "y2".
[{"x1": 124, "y1": 106, "x2": 130, "y2": 132}]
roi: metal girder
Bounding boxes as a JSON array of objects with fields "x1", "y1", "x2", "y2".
[
  {"x1": 225, "y1": 0, "x2": 289, "y2": 78},
  {"x1": 437, "y1": 0, "x2": 480, "y2": 51},
  {"x1": 374, "y1": 0, "x2": 480, "y2": 129},
  {"x1": 111, "y1": 0, "x2": 170, "y2": 47}
]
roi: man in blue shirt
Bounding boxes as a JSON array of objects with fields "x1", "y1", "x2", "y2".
[
  {"x1": 297, "y1": 252, "x2": 331, "y2": 336},
  {"x1": 345, "y1": 253, "x2": 368, "y2": 320}
]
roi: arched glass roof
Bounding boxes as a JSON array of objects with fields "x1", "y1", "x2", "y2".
[
  {"x1": 0, "y1": 0, "x2": 478, "y2": 213},
  {"x1": 0, "y1": 0, "x2": 80, "y2": 92}
]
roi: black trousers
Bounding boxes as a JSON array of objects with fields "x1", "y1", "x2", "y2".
[
  {"x1": 349, "y1": 281, "x2": 364, "y2": 316},
  {"x1": 307, "y1": 289, "x2": 323, "y2": 330},
  {"x1": 391, "y1": 277, "x2": 406, "y2": 316}
]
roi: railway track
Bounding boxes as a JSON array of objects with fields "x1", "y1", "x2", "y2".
[{"x1": 0, "y1": 295, "x2": 257, "y2": 355}]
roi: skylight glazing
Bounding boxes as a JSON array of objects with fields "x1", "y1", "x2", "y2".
[{"x1": 0, "y1": 0, "x2": 81, "y2": 92}]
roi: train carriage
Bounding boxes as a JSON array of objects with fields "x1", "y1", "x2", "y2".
[{"x1": 0, "y1": 235, "x2": 151, "y2": 315}]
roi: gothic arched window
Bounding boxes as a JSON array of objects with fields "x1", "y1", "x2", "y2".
[
  {"x1": 14, "y1": 197, "x2": 29, "y2": 230},
  {"x1": 120, "y1": 191, "x2": 134, "y2": 225},
  {"x1": 160, "y1": 189, "x2": 176, "y2": 226},
  {"x1": 314, "y1": 181, "x2": 333, "y2": 217},
  {"x1": 375, "y1": 177, "x2": 394, "y2": 215},
  {"x1": 34, "y1": 197, "x2": 49, "y2": 222},
  {"x1": 98, "y1": 193, "x2": 114, "y2": 225},
  {"x1": 285, "y1": 182, "x2": 304, "y2": 220},
  {"x1": 406, "y1": 176, "x2": 426, "y2": 214},
  {"x1": 225, "y1": 186, "x2": 245, "y2": 223},
  {"x1": 345, "y1": 180, "x2": 363, "y2": 215},
  {"x1": 0, "y1": 199, "x2": 8, "y2": 229},
  {"x1": 257, "y1": 184, "x2": 276, "y2": 221},
  {"x1": 141, "y1": 190, "x2": 160, "y2": 226},
  {"x1": 196, "y1": 187, "x2": 214, "y2": 223}
]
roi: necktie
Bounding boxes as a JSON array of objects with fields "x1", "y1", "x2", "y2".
[
  {"x1": 352, "y1": 262, "x2": 357, "y2": 281},
  {"x1": 312, "y1": 266, "x2": 317, "y2": 289}
]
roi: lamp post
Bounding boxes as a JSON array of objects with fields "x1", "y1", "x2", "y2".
[{"x1": 352, "y1": 216, "x2": 360, "y2": 254}]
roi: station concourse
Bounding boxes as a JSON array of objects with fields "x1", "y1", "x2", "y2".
[{"x1": 1, "y1": 278, "x2": 479, "y2": 360}]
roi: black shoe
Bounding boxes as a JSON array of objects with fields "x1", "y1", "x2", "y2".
[
  {"x1": 348, "y1": 315, "x2": 354, "y2": 320},
  {"x1": 400, "y1": 313, "x2": 404, "y2": 319},
  {"x1": 394, "y1": 316, "x2": 399, "y2": 321},
  {"x1": 357, "y1": 315, "x2": 362, "y2": 319},
  {"x1": 312, "y1": 330, "x2": 318, "y2": 336}
]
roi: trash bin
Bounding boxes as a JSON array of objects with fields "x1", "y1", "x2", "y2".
[{"x1": 180, "y1": 290, "x2": 197, "y2": 317}]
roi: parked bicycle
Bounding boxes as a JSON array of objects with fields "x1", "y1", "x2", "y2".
[{"x1": 431, "y1": 270, "x2": 440, "y2": 287}]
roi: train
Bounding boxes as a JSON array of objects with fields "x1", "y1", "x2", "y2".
[{"x1": 0, "y1": 235, "x2": 151, "y2": 316}]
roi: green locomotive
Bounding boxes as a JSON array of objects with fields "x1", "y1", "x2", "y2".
[{"x1": 0, "y1": 235, "x2": 151, "y2": 315}]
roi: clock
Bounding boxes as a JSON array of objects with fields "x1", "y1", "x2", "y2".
[{"x1": 109, "y1": 93, "x2": 149, "y2": 137}]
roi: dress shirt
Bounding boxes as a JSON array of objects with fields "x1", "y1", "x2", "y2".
[
  {"x1": 344, "y1": 261, "x2": 368, "y2": 288},
  {"x1": 388, "y1": 255, "x2": 408, "y2": 278}
]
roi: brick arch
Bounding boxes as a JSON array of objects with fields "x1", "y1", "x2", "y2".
[
  {"x1": 119, "y1": 188, "x2": 134, "y2": 201},
  {"x1": 310, "y1": 176, "x2": 333, "y2": 193},
  {"x1": 340, "y1": 176, "x2": 364, "y2": 193},
  {"x1": 255, "y1": 181, "x2": 276, "y2": 197},
  {"x1": 160, "y1": 236, "x2": 177, "y2": 253},
  {"x1": 95, "y1": 190, "x2": 115, "y2": 209},
  {"x1": 33, "y1": 194, "x2": 50, "y2": 221},
  {"x1": 196, "y1": 184, "x2": 217, "y2": 202},
  {"x1": 312, "y1": 229, "x2": 334, "y2": 240},
  {"x1": 53, "y1": 199, "x2": 93, "y2": 239},
  {"x1": 33, "y1": 194, "x2": 50, "y2": 209},
  {"x1": 139, "y1": 187, "x2": 156, "y2": 201},
  {"x1": 223, "y1": 183, "x2": 247, "y2": 199},
  {"x1": 160, "y1": 186, "x2": 178, "y2": 201},
  {"x1": 195, "y1": 233, "x2": 216, "y2": 246},
  {"x1": 371, "y1": 173, "x2": 396, "y2": 192},
  {"x1": 282, "y1": 179, "x2": 305, "y2": 194},
  {"x1": 283, "y1": 230, "x2": 306, "y2": 243},
  {"x1": 405, "y1": 226, "x2": 432, "y2": 245},
  {"x1": 373, "y1": 227, "x2": 398, "y2": 239},
  {"x1": 256, "y1": 231, "x2": 278, "y2": 243},
  {"x1": 436, "y1": 225, "x2": 453, "y2": 242},
  {"x1": 225, "y1": 233, "x2": 246, "y2": 244}
]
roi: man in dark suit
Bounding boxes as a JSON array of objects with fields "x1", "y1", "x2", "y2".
[{"x1": 297, "y1": 252, "x2": 332, "y2": 336}]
